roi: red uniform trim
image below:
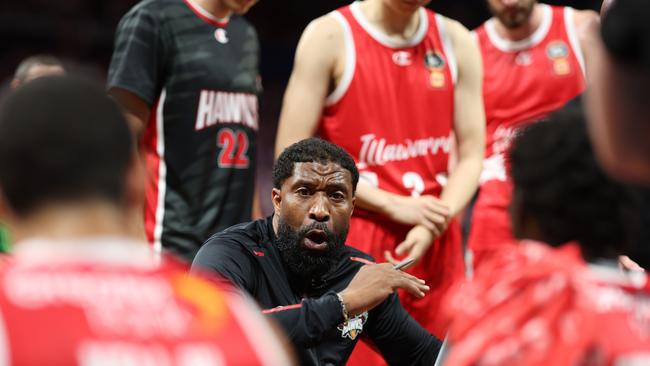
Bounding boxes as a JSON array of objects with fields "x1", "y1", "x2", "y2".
[
  {"x1": 350, "y1": 257, "x2": 375, "y2": 265},
  {"x1": 183, "y1": 0, "x2": 229, "y2": 27},
  {"x1": 262, "y1": 304, "x2": 302, "y2": 314},
  {"x1": 142, "y1": 97, "x2": 160, "y2": 246}
]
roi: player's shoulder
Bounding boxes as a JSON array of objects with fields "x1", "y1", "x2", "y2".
[
  {"x1": 120, "y1": 0, "x2": 183, "y2": 23},
  {"x1": 300, "y1": 11, "x2": 346, "y2": 44},
  {"x1": 567, "y1": 6, "x2": 599, "y2": 31},
  {"x1": 203, "y1": 218, "x2": 269, "y2": 251}
]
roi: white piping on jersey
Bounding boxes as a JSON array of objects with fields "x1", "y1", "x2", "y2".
[
  {"x1": 229, "y1": 294, "x2": 293, "y2": 366},
  {"x1": 485, "y1": 4, "x2": 552, "y2": 52},
  {"x1": 0, "y1": 310, "x2": 9, "y2": 366},
  {"x1": 326, "y1": 11, "x2": 357, "y2": 107},
  {"x1": 349, "y1": 1, "x2": 428, "y2": 49},
  {"x1": 435, "y1": 14, "x2": 458, "y2": 85},
  {"x1": 153, "y1": 89, "x2": 167, "y2": 255},
  {"x1": 185, "y1": 0, "x2": 230, "y2": 24},
  {"x1": 564, "y1": 7, "x2": 586, "y2": 78}
]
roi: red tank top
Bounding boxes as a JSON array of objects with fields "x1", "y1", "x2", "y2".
[
  {"x1": 474, "y1": 5, "x2": 586, "y2": 183},
  {"x1": 320, "y1": 2, "x2": 455, "y2": 210},
  {"x1": 0, "y1": 238, "x2": 289, "y2": 365}
]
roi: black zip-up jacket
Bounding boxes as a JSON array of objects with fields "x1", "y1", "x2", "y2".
[{"x1": 192, "y1": 216, "x2": 442, "y2": 365}]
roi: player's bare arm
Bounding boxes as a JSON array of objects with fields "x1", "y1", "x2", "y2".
[
  {"x1": 108, "y1": 87, "x2": 150, "y2": 139},
  {"x1": 275, "y1": 15, "x2": 343, "y2": 157},
  {"x1": 572, "y1": 8, "x2": 599, "y2": 72},
  {"x1": 438, "y1": 17, "x2": 485, "y2": 218}
]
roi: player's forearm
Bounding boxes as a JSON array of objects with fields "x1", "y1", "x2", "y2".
[
  {"x1": 354, "y1": 181, "x2": 401, "y2": 217},
  {"x1": 440, "y1": 154, "x2": 482, "y2": 217}
]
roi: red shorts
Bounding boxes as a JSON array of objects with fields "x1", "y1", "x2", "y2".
[
  {"x1": 345, "y1": 212, "x2": 464, "y2": 338},
  {"x1": 468, "y1": 179, "x2": 518, "y2": 269}
]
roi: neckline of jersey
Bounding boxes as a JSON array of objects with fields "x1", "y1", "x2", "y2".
[
  {"x1": 485, "y1": 3, "x2": 552, "y2": 53},
  {"x1": 349, "y1": 1, "x2": 428, "y2": 49},
  {"x1": 184, "y1": 0, "x2": 230, "y2": 28}
]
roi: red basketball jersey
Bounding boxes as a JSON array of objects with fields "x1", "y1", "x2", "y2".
[
  {"x1": 468, "y1": 5, "x2": 586, "y2": 259},
  {"x1": 320, "y1": 2, "x2": 456, "y2": 211},
  {"x1": 0, "y1": 238, "x2": 289, "y2": 366},
  {"x1": 475, "y1": 4, "x2": 586, "y2": 183}
]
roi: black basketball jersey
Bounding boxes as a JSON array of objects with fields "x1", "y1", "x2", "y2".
[{"x1": 108, "y1": 0, "x2": 260, "y2": 261}]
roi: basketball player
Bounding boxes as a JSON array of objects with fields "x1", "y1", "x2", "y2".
[
  {"x1": 467, "y1": 0, "x2": 598, "y2": 269},
  {"x1": 275, "y1": 2, "x2": 485, "y2": 363},
  {"x1": 108, "y1": 0, "x2": 262, "y2": 262},
  {"x1": 0, "y1": 76, "x2": 291, "y2": 365},
  {"x1": 442, "y1": 102, "x2": 650, "y2": 366},
  {"x1": 10, "y1": 54, "x2": 65, "y2": 89}
]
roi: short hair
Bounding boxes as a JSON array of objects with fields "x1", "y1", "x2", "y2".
[
  {"x1": 13, "y1": 55, "x2": 64, "y2": 82},
  {"x1": 510, "y1": 101, "x2": 638, "y2": 260},
  {"x1": 0, "y1": 76, "x2": 133, "y2": 216},
  {"x1": 601, "y1": 0, "x2": 650, "y2": 70},
  {"x1": 273, "y1": 138, "x2": 359, "y2": 193}
]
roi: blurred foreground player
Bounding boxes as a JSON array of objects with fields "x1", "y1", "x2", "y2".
[
  {"x1": 442, "y1": 103, "x2": 649, "y2": 365},
  {"x1": 108, "y1": 0, "x2": 262, "y2": 261},
  {"x1": 468, "y1": 0, "x2": 597, "y2": 268},
  {"x1": 0, "y1": 77, "x2": 291, "y2": 365},
  {"x1": 193, "y1": 138, "x2": 442, "y2": 365},
  {"x1": 276, "y1": 0, "x2": 485, "y2": 347}
]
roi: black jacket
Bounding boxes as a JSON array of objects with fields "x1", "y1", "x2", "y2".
[{"x1": 192, "y1": 216, "x2": 441, "y2": 365}]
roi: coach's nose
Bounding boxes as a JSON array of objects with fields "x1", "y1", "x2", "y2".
[{"x1": 308, "y1": 192, "x2": 330, "y2": 222}]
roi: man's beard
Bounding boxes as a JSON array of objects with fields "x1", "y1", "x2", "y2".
[
  {"x1": 490, "y1": 2, "x2": 535, "y2": 29},
  {"x1": 275, "y1": 219, "x2": 347, "y2": 279}
]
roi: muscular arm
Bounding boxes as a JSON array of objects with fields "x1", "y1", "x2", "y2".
[
  {"x1": 438, "y1": 18, "x2": 485, "y2": 217},
  {"x1": 274, "y1": 15, "x2": 342, "y2": 157}
]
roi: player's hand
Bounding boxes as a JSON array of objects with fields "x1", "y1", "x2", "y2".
[
  {"x1": 386, "y1": 194, "x2": 450, "y2": 234},
  {"x1": 619, "y1": 255, "x2": 644, "y2": 272},
  {"x1": 384, "y1": 225, "x2": 434, "y2": 270},
  {"x1": 339, "y1": 263, "x2": 429, "y2": 317}
]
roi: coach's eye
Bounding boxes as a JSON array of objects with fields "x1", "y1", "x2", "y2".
[
  {"x1": 330, "y1": 192, "x2": 345, "y2": 201},
  {"x1": 297, "y1": 187, "x2": 311, "y2": 196}
]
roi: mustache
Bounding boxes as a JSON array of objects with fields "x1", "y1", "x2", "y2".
[{"x1": 298, "y1": 222, "x2": 333, "y2": 238}]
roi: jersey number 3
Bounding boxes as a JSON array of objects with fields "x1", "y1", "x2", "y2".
[{"x1": 217, "y1": 128, "x2": 250, "y2": 168}]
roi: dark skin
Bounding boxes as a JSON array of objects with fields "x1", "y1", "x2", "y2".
[{"x1": 272, "y1": 162, "x2": 430, "y2": 317}]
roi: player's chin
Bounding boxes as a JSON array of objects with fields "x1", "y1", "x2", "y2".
[{"x1": 233, "y1": 0, "x2": 258, "y2": 14}]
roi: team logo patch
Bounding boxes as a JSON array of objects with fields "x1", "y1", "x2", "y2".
[
  {"x1": 424, "y1": 50, "x2": 446, "y2": 89},
  {"x1": 214, "y1": 28, "x2": 229, "y2": 44},
  {"x1": 546, "y1": 41, "x2": 569, "y2": 59},
  {"x1": 338, "y1": 312, "x2": 368, "y2": 340},
  {"x1": 546, "y1": 41, "x2": 571, "y2": 76},
  {"x1": 424, "y1": 50, "x2": 445, "y2": 69}
]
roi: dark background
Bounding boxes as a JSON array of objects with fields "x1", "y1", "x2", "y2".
[{"x1": 0, "y1": 0, "x2": 602, "y2": 213}]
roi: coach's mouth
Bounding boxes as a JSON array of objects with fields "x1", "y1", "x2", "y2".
[{"x1": 303, "y1": 229, "x2": 328, "y2": 252}]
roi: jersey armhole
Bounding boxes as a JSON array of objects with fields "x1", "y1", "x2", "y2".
[
  {"x1": 325, "y1": 11, "x2": 356, "y2": 107},
  {"x1": 564, "y1": 7, "x2": 587, "y2": 78},
  {"x1": 435, "y1": 15, "x2": 458, "y2": 86}
]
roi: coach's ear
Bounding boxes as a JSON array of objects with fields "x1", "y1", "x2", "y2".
[{"x1": 272, "y1": 188, "x2": 282, "y2": 216}]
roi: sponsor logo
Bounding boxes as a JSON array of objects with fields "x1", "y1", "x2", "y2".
[
  {"x1": 338, "y1": 312, "x2": 368, "y2": 340},
  {"x1": 214, "y1": 28, "x2": 228, "y2": 44},
  {"x1": 358, "y1": 133, "x2": 452, "y2": 168},
  {"x1": 195, "y1": 90, "x2": 259, "y2": 131},
  {"x1": 515, "y1": 51, "x2": 532, "y2": 66},
  {"x1": 392, "y1": 51, "x2": 412, "y2": 66}
]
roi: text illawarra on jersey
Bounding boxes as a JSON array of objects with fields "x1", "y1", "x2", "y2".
[{"x1": 358, "y1": 133, "x2": 452, "y2": 167}]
